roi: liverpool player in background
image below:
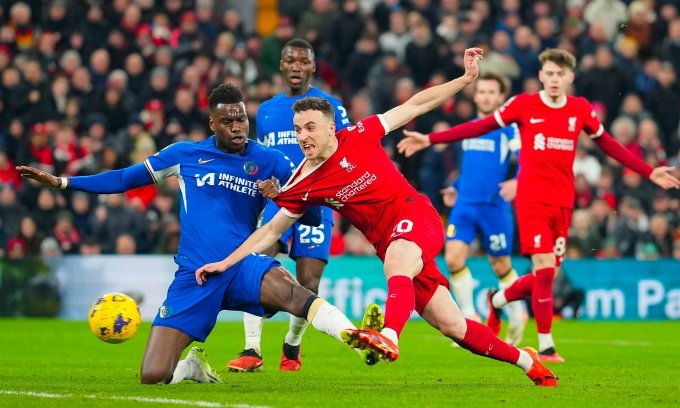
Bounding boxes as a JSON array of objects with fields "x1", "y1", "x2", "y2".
[
  {"x1": 197, "y1": 48, "x2": 559, "y2": 387},
  {"x1": 228, "y1": 39, "x2": 350, "y2": 373},
  {"x1": 404, "y1": 72, "x2": 526, "y2": 346},
  {"x1": 397, "y1": 49, "x2": 680, "y2": 362}
]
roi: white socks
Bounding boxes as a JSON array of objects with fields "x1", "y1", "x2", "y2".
[
  {"x1": 538, "y1": 333, "x2": 555, "y2": 351},
  {"x1": 284, "y1": 316, "x2": 309, "y2": 347},
  {"x1": 516, "y1": 349, "x2": 534, "y2": 372},
  {"x1": 381, "y1": 328, "x2": 399, "y2": 345},
  {"x1": 450, "y1": 267, "x2": 476, "y2": 318},
  {"x1": 243, "y1": 312, "x2": 264, "y2": 355},
  {"x1": 309, "y1": 301, "x2": 356, "y2": 342}
]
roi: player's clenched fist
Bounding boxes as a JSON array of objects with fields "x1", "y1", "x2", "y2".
[
  {"x1": 257, "y1": 176, "x2": 281, "y2": 199},
  {"x1": 398, "y1": 129, "x2": 431, "y2": 158}
]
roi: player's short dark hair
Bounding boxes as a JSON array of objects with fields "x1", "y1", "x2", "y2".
[
  {"x1": 539, "y1": 48, "x2": 576, "y2": 71},
  {"x1": 292, "y1": 97, "x2": 334, "y2": 121},
  {"x1": 477, "y1": 72, "x2": 510, "y2": 95},
  {"x1": 208, "y1": 83, "x2": 243, "y2": 110},
  {"x1": 282, "y1": 38, "x2": 314, "y2": 55}
]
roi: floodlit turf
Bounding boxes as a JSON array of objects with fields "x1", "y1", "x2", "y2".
[{"x1": 1, "y1": 319, "x2": 679, "y2": 408}]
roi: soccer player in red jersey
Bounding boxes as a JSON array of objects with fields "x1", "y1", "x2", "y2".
[
  {"x1": 197, "y1": 48, "x2": 558, "y2": 386},
  {"x1": 397, "y1": 49, "x2": 680, "y2": 363}
]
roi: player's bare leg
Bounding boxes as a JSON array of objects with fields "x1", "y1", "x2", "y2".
[
  {"x1": 140, "y1": 327, "x2": 220, "y2": 384},
  {"x1": 489, "y1": 256, "x2": 526, "y2": 346},
  {"x1": 381, "y1": 239, "x2": 424, "y2": 347},
  {"x1": 229, "y1": 243, "x2": 280, "y2": 372},
  {"x1": 259, "y1": 266, "x2": 394, "y2": 361},
  {"x1": 279, "y1": 257, "x2": 326, "y2": 371},
  {"x1": 420, "y1": 286, "x2": 557, "y2": 386},
  {"x1": 445, "y1": 241, "x2": 478, "y2": 320}
]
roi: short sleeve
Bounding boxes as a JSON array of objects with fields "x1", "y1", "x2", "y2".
[
  {"x1": 581, "y1": 98, "x2": 605, "y2": 138},
  {"x1": 144, "y1": 142, "x2": 185, "y2": 183},
  {"x1": 272, "y1": 151, "x2": 296, "y2": 185},
  {"x1": 494, "y1": 94, "x2": 524, "y2": 128},
  {"x1": 274, "y1": 191, "x2": 307, "y2": 219}
]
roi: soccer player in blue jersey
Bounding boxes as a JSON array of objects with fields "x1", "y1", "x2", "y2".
[
  {"x1": 403, "y1": 73, "x2": 526, "y2": 345},
  {"x1": 228, "y1": 39, "x2": 351, "y2": 372},
  {"x1": 17, "y1": 84, "x2": 388, "y2": 384}
]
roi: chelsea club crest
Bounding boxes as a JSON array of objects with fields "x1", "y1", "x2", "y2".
[{"x1": 243, "y1": 161, "x2": 259, "y2": 176}]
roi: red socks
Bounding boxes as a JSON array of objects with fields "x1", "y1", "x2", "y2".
[
  {"x1": 459, "y1": 319, "x2": 520, "y2": 364},
  {"x1": 504, "y1": 273, "x2": 534, "y2": 302},
  {"x1": 383, "y1": 275, "x2": 415, "y2": 337},
  {"x1": 532, "y1": 267, "x2": 555, "y2": 334}
]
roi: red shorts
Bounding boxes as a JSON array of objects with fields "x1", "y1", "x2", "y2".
[
  {"x1": 375, "y1": 196, "x2": 445, "y2": 263},
  {"x1": 375, "y1": 196, "x2": 449, "y2": 314},
  {"x1": 516, "y1": 201, "x2": 572, "y2": 267}
]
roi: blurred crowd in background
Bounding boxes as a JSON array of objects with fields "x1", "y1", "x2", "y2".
[{"x1": 0, "y1": 0, "x2": 679, "y2": 262}]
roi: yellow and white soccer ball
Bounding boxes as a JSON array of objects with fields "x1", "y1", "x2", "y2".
[{"x1": 87, "y1": 293, "x2": 141, "y2": 343}]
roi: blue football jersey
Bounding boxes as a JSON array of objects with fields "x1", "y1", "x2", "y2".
[
  {"x1": 256, "y1": 87, "x2": 350, "y2": 165},
  {"x1": 144, "y1": 137, "x2": 295, "y2": 270},
  {"x1": 455, "y1": 123, "x2": 521, "y2": 204}
]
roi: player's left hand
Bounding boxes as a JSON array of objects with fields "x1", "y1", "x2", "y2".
[
  {"x1": 195, "y1": 260, "x2": 230, "y2": 285},
  {"x1": 257, "y1": 176, "x2": 281, "y2": 199},
  {"x1": 462, "y1": 47, "x2": 484, "y2": 84},
  {"x1": 397, "y1": 130, "x2": 431, "y2": 157},
  {"x1": 499, "y1": 179, "x2": 518, "y2": 201},
  {"x1": 649, "y1": 166, "x2": 680, "y2": 190}
]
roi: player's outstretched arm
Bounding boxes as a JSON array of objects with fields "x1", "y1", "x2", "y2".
[
  {"x1": 593, "y1": 131, "x2": 680, "y2": 189},
  {"x1": 16, "y1": 163, "x2": 153, "y2": 193},
  {"x1": 195, "y1": 210, "x2": 297, "y2": 284},
  {"x1": 382, "y1": 48, "x2": 483, "y2": 132}
]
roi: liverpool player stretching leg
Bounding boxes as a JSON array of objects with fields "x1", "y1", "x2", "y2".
[
  {"x1": 197, "y1": 49, "x2": 558, "y2": 386},
  {"x1": 398, "y1": 49, "x2": 680, "y2": 362}
]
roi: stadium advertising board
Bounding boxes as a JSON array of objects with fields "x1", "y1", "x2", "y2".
[{"x1": 49, "y1": 256, "x2": 680, "y2": 321}]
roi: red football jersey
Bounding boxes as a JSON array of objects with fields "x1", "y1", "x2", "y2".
[
  {"x1": 493, "y1": 91, "x2": 604, "y2": 208},
  {"x1": 275, "y1": 115, "x2": 435, "y2": 256}
]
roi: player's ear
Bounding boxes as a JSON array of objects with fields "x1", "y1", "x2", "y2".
[
  {"x1": 328, "y1": 121, "x2": 336, "y2": 135},
  {"x1": 208, "y1": 116, "x2": 215, "y2": 132},
  {"x1": 568, "y1": 71, "x2": 575, "y2": 83},
  {"x1": 312, "y1": 60, "x2": 316, "y2": 73}
]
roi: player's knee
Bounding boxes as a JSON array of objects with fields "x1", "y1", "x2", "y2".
[
  {"x1": 140, "y1": 366, "x2": 172, "y2": 385},
  {"x1": 490, "y1": 257, "x2": 511, "y2": 277},
  {"x1": 439, "y1": 317, "x2": 467, "y2": 341},
  {"x1": 445, "y1": 252, "x2": 465, "y2": 273},
  {"x1": 531, "y1": 253, "x2": 555, "y2": 270}
]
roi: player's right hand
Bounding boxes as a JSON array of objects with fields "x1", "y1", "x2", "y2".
[
  {"x1": 195, "y1": 260, "x2": 231, "y2": 285},
  {"x1": 440, "y1": 186, "x2": 458, "y2": 207},
  {"x1": 15, "y1": 165, "x2": 61, "y2": 188},
  {"x1": 649, "y1": 166, "x2": 680, "y2": 190},
  {"x1": 257, "y1": 176, "x2": 281, "y2": 199},
  {"x1": 397, "y1": 130, "x2": 431, "y2": 157}
]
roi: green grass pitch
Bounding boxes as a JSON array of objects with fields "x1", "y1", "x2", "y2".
[{"x1": 1, "y1": 319, "x2": 678, "y2": 408}]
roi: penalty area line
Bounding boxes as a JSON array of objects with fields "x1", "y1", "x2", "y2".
[{"x1": 0, "y1": 390, "x2": 272, "y2": 408}]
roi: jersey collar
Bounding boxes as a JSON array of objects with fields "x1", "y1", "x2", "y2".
[{"x1": 539, "y1": 90, "x2": 567, "y2": 109}]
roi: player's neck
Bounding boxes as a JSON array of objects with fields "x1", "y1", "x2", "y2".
[
  {"x1": 477, "y1": 111, "x2": 491, "y2": 119},
  {"x1": 539, "y1": 90, "x2": 567, "y2": 108},
  {"x1": 285, "y1": 84, "x2": 312, "y2": 97},
  {"x1": 308, "y1": 139, "x2": 337, "y2": 167}
]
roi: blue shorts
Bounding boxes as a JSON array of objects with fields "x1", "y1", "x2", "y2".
[
  {"x1": 446, "y1": 201, "x2": 514, "y2": 257},
  {"x1": 152, "y1": 254, "x2": 280, "y2": 342},
  {"x1": 260, "y1": 200, "x2": 333, "y2": 263}
]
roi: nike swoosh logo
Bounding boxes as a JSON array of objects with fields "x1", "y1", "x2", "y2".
[
  {"x1": 198, "y1": 158, "x2": 215, "y2": 164},
  {"x1": 537, "y1": 298, "x2": 552, "y2": 303},
  {"x1": 529, "y1": 118, "x2": 545, "y2": 124}
]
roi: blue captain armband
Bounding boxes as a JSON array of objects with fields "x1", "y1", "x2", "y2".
[{"x1": 67, "y1": 163, "x2": 154, "y2": 193}]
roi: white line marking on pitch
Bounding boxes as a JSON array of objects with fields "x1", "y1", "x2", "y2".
[{"x1": 0, "y1": 390, "x2": 271, "y2": 408}]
